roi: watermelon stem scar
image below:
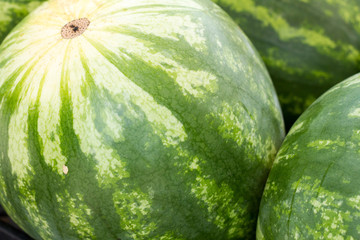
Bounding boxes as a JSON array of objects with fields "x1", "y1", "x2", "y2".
[{"x1": 61, "y1": 18, "x2": 90, "y2": 39}]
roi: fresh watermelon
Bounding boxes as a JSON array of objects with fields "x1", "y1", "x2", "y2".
[
  {"x1": 212, "y1": 0, "x2": 360, "y2": 129},
  {"x1": 0, "y1": 0, "x2": 285, "y2": 239},
  {"x1": 257, "y1": 73, "x2": 360, "y2": 239},
  {"x1": 0, "y1": 0, "x2": 46, "y2": 44}
]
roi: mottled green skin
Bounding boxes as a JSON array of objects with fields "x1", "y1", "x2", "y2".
[
  {"x1": 0, "y1": 0, "x2": 284, "y2": 239},
  {"x1": 257, "y1": 73, "x2": 360, "y2": 239},
  {"x1": 213, "y1": 0, "x2": 360, "y2": 130},
  {"x1": 0, "y1": 0, "x2": 45, "y2": 44}
]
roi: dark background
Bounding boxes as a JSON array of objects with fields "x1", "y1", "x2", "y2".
[{"x1": 0, "y1": 205, "x2": 32, "y2": 240}]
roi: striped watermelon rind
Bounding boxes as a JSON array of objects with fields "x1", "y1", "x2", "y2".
[
  {"x1": 257, "y1": 73, "x2": 360, "y2": 239},
  {"x1": 213, "y1": 0, "x2": 360, "y2": 129},
  {"x1": 0, "y1": 0, "x2": 284, "y2": 239},
  {"x1": 0, "y1": 0, "x2": 46, "y2": 44}
]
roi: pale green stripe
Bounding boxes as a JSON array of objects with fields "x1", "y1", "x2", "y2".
[{"x1": 216, "y1": 0, "x2": 360, "y2": 63}]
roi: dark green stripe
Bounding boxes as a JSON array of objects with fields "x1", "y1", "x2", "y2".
[
  {"x1": 213, "y1": 0, "x2": 360, "y2": 129},
  {"x1": 0, "y1": 39, "x2": 66, "y2": 239},
  {"x1": 113, "y1": 22, "x2": 283, "y2": 141},
  {"x1": 79, "y1": 47, "x2": 223, "y2": 239},
  {"x1": 85, "y1": 32, "x2": 271, "y2": 237},
  {"x1": 26, "y1": 67, "x2": 77, "y2": 239},
  {"x1": 0, "y1": 63, "x2": 40, "y2": 239},
  {"x1": 58, "y1": 44, "x2": 123, "y2": 239}
]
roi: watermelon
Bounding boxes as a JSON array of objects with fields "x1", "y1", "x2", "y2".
[
  {"x1": 257, "y1": 73, "x2": 360, "y2": 239},
  {"x1": 212, "y1": 0, "x2": 360, "y2": 129},
  {"x1": 0, "y1": 0, "x2": 46, "y2": 44},
  {"x1": 0, "y1": 0, "x2": 285, "y2": 239}
]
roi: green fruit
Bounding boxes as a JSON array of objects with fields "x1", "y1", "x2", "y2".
[
  {"x1": 0, "y1": 0, "x2": 46, "y2": 44},
  {"x1": 257, "y1": 73, "x2": 360, "y2": 239},
  {"x1": 0, "y1": 0, "x2": 284, "y2": 239},
  {"x1": 213, "y1": 0, "x2": 360, "y2": 129}
]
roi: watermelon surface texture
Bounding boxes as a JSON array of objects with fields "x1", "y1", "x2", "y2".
[
  {"x1": 0, "y1": 0, "x2": 285, "y2": 239},
  {"x1": 212, "y1": 0, "x2": 360, "y2": 129},
  {"x1": 257, "y1": 73, "x2": 360, "y2": 239},
  {"x1": 0, "y1": 0, "x2": 46, "y2": 44}
]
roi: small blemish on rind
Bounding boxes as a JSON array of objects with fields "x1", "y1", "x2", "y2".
[
  {"x1": 63, "y1": 165, "x2": 69, "y2": 175},
  {"x1": 61, "y1": 18, "x2": 90, "y2": 39}
]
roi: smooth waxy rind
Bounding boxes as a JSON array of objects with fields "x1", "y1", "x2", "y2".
[
  {"x1": 257, "y1": 73, "x2": 360, "y2": 239},
  {"x1": 0, "y1": 0, "x2": 46, "y2": 44},
  {"x1": 0, "y1": 0, "x2": 284, "y2": 239},
  {"x1": 213, "y1": 0, "x2": 360, "y2": 129}
]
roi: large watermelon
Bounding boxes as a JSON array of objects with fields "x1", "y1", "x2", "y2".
[
  {"x1": 0, "y1": 0, "x2": 46, "y2": 44},
  {"x1": 257, "y1": 73, "x2": 360, "y2": 239},
  {"x1": 212, "y1": 0, "x2": 360, "y2": 129},
  {"x1": 0, "y1": 0, "x2": 284, "y2": 239}
]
